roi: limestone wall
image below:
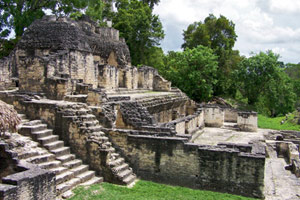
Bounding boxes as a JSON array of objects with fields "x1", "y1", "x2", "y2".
[
  {"x1": 224, "y1": 108, "x2": 238, "y2": 123},
  {"x1": 0, "y1": 57, "x2": 12, "y2": 90},
  {"x1": 0, "y1": 142, "x2": 56, "y2": 200},
  {"x1": 204, "y1": 106, "x2": 224, "y2": 127},
  {"x1": 138, "y1": 66, "x2": 155, "y2": 90},
  {"x1": 98, "y1": 65, "x2": 118, "y2": 90},
  {"x1": 237, "y1": 112, "x2": 257, "y2": 132},
  {"x1": 106, "y1": 130, "x2": 265, "y2": 198},
  {"x1": 153, "y1": 75, "x2": 171, "y2": 91}
]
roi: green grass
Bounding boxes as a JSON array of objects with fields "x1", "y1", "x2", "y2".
[
  {"x1": 258, "y1": 114, "x2": 300, "y2": 131},
  {"x1": 70, "y1": 180, "x2": 258, "y2": 200}
]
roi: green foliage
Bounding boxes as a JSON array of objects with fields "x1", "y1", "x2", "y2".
[
  {"x1": 70, "y1": 180, "x2": 257, "y2": 200},
  {"x1": 285, "y1": 63, "x2": 300, "y2": 106},
  {"x1": 113, "y1": 0, "x2": 164, "y2": 66},
  {"x1": 163, "y1": 45, "x2": 218, "y2": 102},
  {"x1": 258, "y1": 114, "x2": 300, "y2": 131},
  {"x1": 182, "y1": 14, "x2": 240, "y2": 96},
  {"x1": 236, "y1": 51, "x2": 297, "y2": 116},
  {"x1": 0, "y1": 38, "x2": 18, "y2": 58}
]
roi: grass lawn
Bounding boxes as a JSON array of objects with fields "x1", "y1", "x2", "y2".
[
  {"x1": 70, "y1": 180, "x2": 258, "y2": 200},
  {"x1": 258, "y1": 114, "x2": 300, "y2": 131}
]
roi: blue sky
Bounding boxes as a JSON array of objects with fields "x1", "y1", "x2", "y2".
[{"x1": 153, "y1": 0, "x2": 300, "y2": 63}]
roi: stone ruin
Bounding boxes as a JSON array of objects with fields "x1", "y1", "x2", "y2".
[{"x1": 0, "y1": 15, "x2": 299, "y2": 200}]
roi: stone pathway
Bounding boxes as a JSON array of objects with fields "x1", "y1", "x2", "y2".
[
  {"x1": 193, "y1": 125, "x2": 267, "y2": 146},
  {"x1": 264, "y1": 143, "x2": 300, "y2": 200}
]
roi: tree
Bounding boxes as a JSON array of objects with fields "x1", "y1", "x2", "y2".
[
  {"x1": 0, "y1": 0, "x2": 88, "y2": 39},
  {"x1": 141, "y1": 0, "x2": 160, "y2": 9},
  {"x1": 164, "y1": 45, "x2": 218, "y2": 102},
  {"x1": 113, "y1": 0, "x2": 164, "y2": 66},
  {"x1": 237, "y1": 51, "x2": 296, "y2": 116},
  {"x1": 182, "y1": 14, "x2": 239, "y2": 96}
]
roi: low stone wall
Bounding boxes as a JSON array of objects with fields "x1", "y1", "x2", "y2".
[
  {"x1": 224, "y1": 108, "x2": 238, "y2": 123},
  {"x1": 166, "y1": 109, "x2": 204, "y2": 135},
  {"x1": 237, "y1": 112, "x2": 257, "y2": 132},
  {"x1": 204, "y1": 105, "x2": 224, "y2": 127},
  {"x1": 0, "y1": 142, "x2": 56, "y2": 200},
  {"x1": 276, "y1": 141, "x2": 300, "y2": 177},
  {"x1": 153, "y1": 75, "x2": 171, "y2": 91},
  {"x1": 105, "y1": 130, "x2": 265, "y2": 198}
]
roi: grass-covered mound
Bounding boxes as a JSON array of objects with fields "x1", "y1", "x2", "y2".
[
  {"x1": 70, "y1": 180, "x2": 258, "y2": 200},
  {"x1": 258, "y1": 113, "x2": 300, "y2": 131}
]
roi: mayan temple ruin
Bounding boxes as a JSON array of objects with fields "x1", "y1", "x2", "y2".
[{"x1": 0, "y1": 16, "x2": 299, "y2": 200}]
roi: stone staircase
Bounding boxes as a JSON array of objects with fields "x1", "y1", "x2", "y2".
[
  {"x1": 60, "y1": 104, "x2": 137, "y2": 186},
  {"x1": 17, "y1": 114, "x2": 103, "y2": 198}
]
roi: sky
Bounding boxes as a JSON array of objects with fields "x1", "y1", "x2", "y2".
[{"x1": 153, "y1": 0, "x2": 300, "y2": 64}]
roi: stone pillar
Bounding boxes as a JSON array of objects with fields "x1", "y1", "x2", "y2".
[
  {"x1": 237, "y1": 112, "x2": 258, "y2": 132},
  {"x1": 203, "y1": 105, "x2": 224, "y2": 127}
]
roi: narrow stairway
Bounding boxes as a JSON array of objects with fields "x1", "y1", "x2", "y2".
[
  {"x1": 61, "y1": 105, "x2": 137, "y2": 186},
  {"x1": 17, "y1": 114, "x2": 103, "y2": 198}
]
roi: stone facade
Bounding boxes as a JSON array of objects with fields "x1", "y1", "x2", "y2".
[
  {"x1": 0, "y1": 141, "x2": 56, "y2": 200},
  {"x1": 0, "y1": 15, "x2": 266, "y2": 199},
  {"x1": 204, "y1": 105, "x2": 224, "y2": 127},
  {"x1": 104, "y1": 130, "x2": 265, "y2": 198},
  {"x1": 237, "y1": 112, "x2": 258, "y2": 132}
]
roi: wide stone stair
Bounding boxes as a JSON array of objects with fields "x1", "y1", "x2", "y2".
[
  {"x1": 17, "y1": 114, "x2": 103, "y2": 198},
  {"x1": 62, "y1": 105, "x2": 137, "y2": 186}
]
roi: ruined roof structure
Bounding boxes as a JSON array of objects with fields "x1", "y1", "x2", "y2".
[{"x1": 0, "y1": 15, "x2": 299, "y2": 200}]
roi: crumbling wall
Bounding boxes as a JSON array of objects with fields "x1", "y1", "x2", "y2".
[
  {"x1": 105, "y1": 130, "x2": 265, "y2": 198},
  {"x1": 204, "y1": 105, "x2": 224, "y2": 127},
  {"x1": 98, "y1": 65, "x2": 119, "y2": 90},
  {"x1": 153, "y1": 75, "x2": 171, "y2": 91},
  {"x1": 138, "y1": 66, "x2": 156, "y2": 90},
  {"x1": 0, "y1": 142, "x2": 56, "y2": 200},
  {"x1": 224, "y1": 108, "x2": 238, "y2": 123},
  {"x1": 237, "y1": 112, "x2": 257, "y2": 132}
]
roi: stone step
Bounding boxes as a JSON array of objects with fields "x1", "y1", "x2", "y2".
[
  {"x1": 38, "y1": 135, "x2": 59, "y2": 145},
  {"x1": 81, "y1": 120, "x2": 99, "y2": 127},
  {"x1": 123, "y1": 174, "x2": 136, "y2": 185},
  {"x1": 18, "y1": 151, "x2": 39, "y2": 160},
  {"x1": 44, "y1": 141, "x2": 64, "y2": 151},
  {"x1": 50, "y1": 147, "x2": 70, "y2": 157},
  {"x1": 79, "y1": 176, "x2": 103, "y2": 186},
  {"x1": 56, "y1": 177, "x2": 81, "y2": 195},
  {"x1": 110, "y1": 152, "x2": 120, "y2": 159},
  {"x1": 109, "y1": 158, "x2": 125, "y2": 167},
  {"x1": 70, "y1": 165, "x2": 89, "y2": 177},
  {"x1": 49, "y1": 166, "x2": 68, "y2": 175},
  {"x1": 117, "y1": 169, "x2": 132, "y2": 180},
  {"x1": 19, "y1": 124, "x2": 47, "y2": 136},
  {"x1": 78, "y1": 114, "x2": 96, "y2": 121},
  {"x1": 17, "y1": 114, "x2": 26, "y2": 120},
  {"x1": 63, "y1": 159, "x2": 82, "y2": 169},
  {"x1": 76, "y1": 171, "x2": 95, "y2": 183},
  {"x1": 32, "y1": 129, "x2": 53, "y2": 139},
  {"x1": 38, "y1": 160, "x2": 61, "y2": 169},
  {"x1": 56, "y1": 170, "x2": 75, "y2": 185},
  {"x1": 25, "y1": 153, "x2": 55, "y2": 164},
  {"x1": 56, "y1": 154, "x2": 76, "y2": 164},
  {"x1": 80, "y1": 126, "x2": 102, "y2": 132},
  {"x1": 113, "y1": 163, "x2": 129, "y2": 173},
  {"x1": 23, "y1": 120, "x2": 43, "y2": 126}
]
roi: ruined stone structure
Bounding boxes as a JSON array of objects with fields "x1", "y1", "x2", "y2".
[{"x1": 0, "y1": 15, "x2": 291, "y2": 199}]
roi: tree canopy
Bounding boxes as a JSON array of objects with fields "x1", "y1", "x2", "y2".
[
  {"x1": 236, "y1": 51, "x2": 296, "y2": 116},
  {"x1": 163, "y1": 45, "x2": 218, "y2": 102},
  {"x1": 113, "y1": 0, "x2": 164, "y2": 66},
  {"x1": 182, "y1": 14, "x2": 239, "y2": 96}
]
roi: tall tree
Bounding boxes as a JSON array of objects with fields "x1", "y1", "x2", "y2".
[
  {"x1": 164, "y1": 45, "x2": 218, "y2": 102},
  {"x1": 0, "y1": 0, "x2": 88, "y2": 39},
  {"x1": 236, "y1": 51, "x2": 296, "y2": 116},
  {"x1": 182, "y1": 14, "x2": 239, "y2": 96},
  {"x1": 113, "y1": 0, "x2": 164, "y2": 66}
]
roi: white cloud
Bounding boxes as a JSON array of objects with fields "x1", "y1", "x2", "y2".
[
  {"x1": 269, "y1": 0, "x2": 300, "y2": 13},
  {"x1": 154, "y1": 0, "x2": 300, "y2": 63}
]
